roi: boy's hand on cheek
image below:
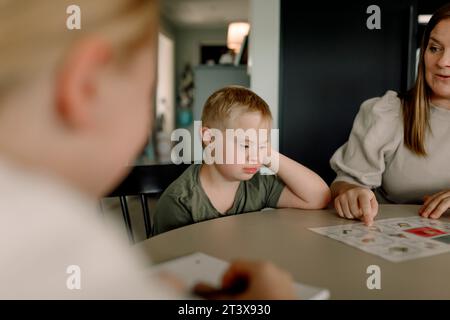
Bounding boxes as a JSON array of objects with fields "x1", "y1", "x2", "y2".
[{"x1": 261, "y1": 147, "x2": 278, "y2": 170}]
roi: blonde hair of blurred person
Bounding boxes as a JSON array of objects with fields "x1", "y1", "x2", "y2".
[
  {"x1": 0, "y1": 0, "x2": 173, "y2": 299},
  {"x1": 0, "y1": 0, "x2": 157, "y2": 196},
  {"x1": 0, "y1": 0, "x2": 296, "y2": 299}
]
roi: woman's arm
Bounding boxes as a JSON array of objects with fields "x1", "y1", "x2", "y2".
[
  {"x1": 269, "y1": 151, "x2": 331, "y2": 209},
  {"x1": 331, "y1": 181, "x2": 362, "y2": 199},
  {"x1": 328, "y1": 93, "x2": 402, "y2": 225}
]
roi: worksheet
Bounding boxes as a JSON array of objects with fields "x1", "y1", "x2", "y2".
[
  {"x1": 310, "y1": 216, "x2": 450, "y2": 262},
  {"x1": 151, "y1": 252, "x2": 330, "y2": 300}
]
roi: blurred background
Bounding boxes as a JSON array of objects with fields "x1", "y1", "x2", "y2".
[
  {"x1": 139, "y1": 0, "x2": 279, "y2": 165},
  {"x1": 108, "y1": 0, "x2": 448, "y2": 242},
  {"x1": 140, "y1": 0, "x2": 447, "y2": 184}
]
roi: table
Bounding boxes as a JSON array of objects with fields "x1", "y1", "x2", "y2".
[{"x1": 139, "y1": 205, "x2": 450, "y2": 299}]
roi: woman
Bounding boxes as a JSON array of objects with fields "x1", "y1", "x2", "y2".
[
  {"x1": 0, "y1": 0, "x2": 294, "y2": 299},
  {"x1": 330, "y1": 4, "x2": 450, "y2": 226}
]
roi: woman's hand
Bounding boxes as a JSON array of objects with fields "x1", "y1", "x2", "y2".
[
  {"x1": 193, "y1": 260, "x2": 296, "y2": 300},
  {"x1": 333, "y1": 183, "x2": 379, "y2": 226},
  {"x1": 419, "y1": 190, "x2": 450, "y2": 219}
]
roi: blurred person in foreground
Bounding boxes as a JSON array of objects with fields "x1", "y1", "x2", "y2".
[{"x1": 0, "y1": 0, "x2": 295, "y2": 299}]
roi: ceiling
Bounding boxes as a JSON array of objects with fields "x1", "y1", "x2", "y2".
[{"x1": 161, "y1": 0, "x2": 249, "y2": 28}]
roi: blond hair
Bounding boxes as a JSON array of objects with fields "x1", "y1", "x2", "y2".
[
  {"x1": 201, "y1": 86, "x2": 272, "y2": 129},
  {"x1": 400, "y1": 3, "x2": 450, "y2": 156},
  {"x1": 0, "y1": 0, "x2": 158, "y2": 99}
]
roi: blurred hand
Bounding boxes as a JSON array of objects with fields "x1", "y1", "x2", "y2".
[
  {"x1": 334, "y1": 186, "x2": 378, "y2": 226},
  {"x1": 156, "y1": 271, "x2": 188, "y2": 294},
  {"x1": 420, "y1": 190, "x2": 450, "y2": 219},
  {"x1": 193, "y1": 260, "x2": 296, "y2": 300}
]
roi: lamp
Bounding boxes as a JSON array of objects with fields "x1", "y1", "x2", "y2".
[
  {"x1": 418, "y1": 14, "x2": 432, "y2": 24},
  {"x1": 227, "y1": 22, "x2": 250, "y2": 53}
]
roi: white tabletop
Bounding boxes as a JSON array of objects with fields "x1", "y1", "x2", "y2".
[{"x1": 140, "y1": 204, "x2": 450, "y2": 299}]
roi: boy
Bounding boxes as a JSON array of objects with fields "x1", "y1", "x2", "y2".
[{"x1": 153, "y1": 86, "x2": 331, "y2": 235}]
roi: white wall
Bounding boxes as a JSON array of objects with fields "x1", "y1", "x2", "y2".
[
  {"x1": 160, "y1": 15, "x2": 176, "y2": 39},
  {"x1": 157, "y1": 33, "x2": 175, "y2": 134},
  {"x1": 158, "y1": 16, "x2": 177, "y2": 134},
  {"x1": 249, "y1": 0, "x2": 280, "y2": 130},
  {"x1": 175, "y1": 27, "x2": 228, "y2": 91}
]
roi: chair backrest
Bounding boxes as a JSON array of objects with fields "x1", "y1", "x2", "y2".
[{"x1": 105, "y1": 163, "x2": 190, "y2": 243}]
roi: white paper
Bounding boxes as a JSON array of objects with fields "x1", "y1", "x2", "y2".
[
  {"x1": 310, "y1": 216, "x2": 450, "y2": 262},
  {"x1": 151, "y1": 252, "x2": 329, "y2": 300}
]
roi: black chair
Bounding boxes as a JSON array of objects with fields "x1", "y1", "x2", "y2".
[{"x1": 105, "y1": 163, "x2": 190, "y2": 243}]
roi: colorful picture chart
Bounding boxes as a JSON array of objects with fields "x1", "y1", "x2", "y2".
[{"x1": 310, "y1": 217, "x2": 450, "y2": 262}]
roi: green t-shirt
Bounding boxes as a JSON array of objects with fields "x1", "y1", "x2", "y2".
[{"x1": 152, "y1": 164, "x2": 285, "y2": 236}]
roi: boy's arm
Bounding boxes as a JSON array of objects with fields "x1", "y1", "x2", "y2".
[{"x1": 268, "y1": 151, "x2": 331, "y2": 209}]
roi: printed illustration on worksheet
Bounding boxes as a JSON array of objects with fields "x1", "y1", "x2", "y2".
[{"x1": 310, "y1": 217, "x2": 450, "y2": 262}]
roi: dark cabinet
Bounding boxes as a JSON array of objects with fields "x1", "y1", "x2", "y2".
[{"x1": 279, "y1": 0, "x2": 418, "y2": 184}]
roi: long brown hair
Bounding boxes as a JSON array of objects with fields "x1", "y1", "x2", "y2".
[{"x1": 401, "y1": 3, "x2": 450, "y2": 156}]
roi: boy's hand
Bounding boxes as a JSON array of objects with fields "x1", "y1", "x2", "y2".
[
  {"x1": 259, "y1": 143, "x2": 272, "y2": 165},
  {"x1": 419, "y1": 190, "x2": 450, "y2": 219},
  {"x1": 193, "y1": 260, "x2": 296, "y2": 300},
  {"x1": 261, "y1": 147, "x2": 279, "y2": 172},
  {"x1": 334, "y1": 186, "x2": 378, "y2": 226}
]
